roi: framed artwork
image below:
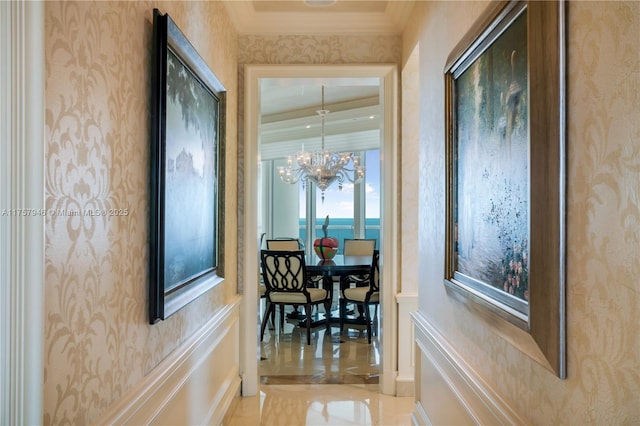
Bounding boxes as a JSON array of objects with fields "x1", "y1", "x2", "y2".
[
  {"x1": 149, "y1": 9, "x2": 226, "y2": 323},
  {"x1": 444, "y1": 0, "x2": 566, "y2": 378}
]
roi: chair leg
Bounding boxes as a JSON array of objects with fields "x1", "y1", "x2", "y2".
[
  {"x1": 324, "y1": 299, "x2": 332, "y2": 331},
  {"x1": 339, "y1": 299, "x2": 346, "y2": 335},
  {"x1": 265, "y1": 299, "x2": 275, "y2": 329},
  {"x1": 260, "y1": 302, "x2": 275, "y2": 342},
  {"x1": 279, "y1": 305, "x2": 285, "y2": 331},
  {"x1": 270, "y1": 306, "x2": 275, "y2": 329},
  {"x1": 304, "y1": 304, "x2": 312, "y2": 345},
  {"x1": 363, "y1": 303, "x2": 372, "y2": 344}
]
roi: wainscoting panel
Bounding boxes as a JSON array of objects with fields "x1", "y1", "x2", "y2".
[
  {"x1": 396, "y1": 293, "x2": 418, "y2": 396},
  {"x1": 411, "y1": 312, "x2": 529, "y2": 426},
  {"x1": 96, "y1": 298, "x2": 241, "y2": 425}
]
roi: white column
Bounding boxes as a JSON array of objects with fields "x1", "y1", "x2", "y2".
[
  {"x1": 271, "y1": 159, "x2": 300, "y2": 239},
  {"x1": 0, "y1": 1, "x2": 45, "y2": 423}
]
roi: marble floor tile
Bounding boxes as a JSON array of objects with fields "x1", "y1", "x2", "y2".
[
  {"x1": 224, "y1": 306, "x2": 414, "y2": 425},
  {"x1": 224, "y1": 384, "x2": 414, "y2": 426}
]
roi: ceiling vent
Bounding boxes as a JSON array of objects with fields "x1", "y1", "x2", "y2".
[{"x1": 304, "y1": 0, "x2": 337, "y2": 7}]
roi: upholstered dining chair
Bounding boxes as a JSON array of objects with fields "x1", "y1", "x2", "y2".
[
  {"x1": 266, "y1": 238, "x2": 309, "y2": 319},
  {"x1": 343, "y1": 238, "x2": 376, "y2": 257},
  {"x1": 342, "y1": 239, "x2": 376, "y2": 316},
  {"x1": 342, "y1": 239, "x2": 375, "y2": 282},
  {"x1": 259, "y1": 236, "x2": 301, "y2": 330},
  {"x1": 266, "y1": 238, "x2": 302, "y2": 251},
  {"x1": 339, "y1": 249, "x2": 380, "y2": 343},
  {"x1": 260, "y1": 250, "x2": 332, "y2": 345}
]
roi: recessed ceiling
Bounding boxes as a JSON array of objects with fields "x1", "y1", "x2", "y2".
[
  {"x1": 222, "y1": 0, "x2": 414, "y2": 35},
  {"x1": 260, "y1": 78, "x2": 379, "y2": 118},
  {"x1": 259, "y1": 79, "x2": 382, "y2": 160}
]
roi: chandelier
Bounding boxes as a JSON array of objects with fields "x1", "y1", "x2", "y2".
[{"x1": 278, "y1": 86, "x2": 365, "y2": 202}]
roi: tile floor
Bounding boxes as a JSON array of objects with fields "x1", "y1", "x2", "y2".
[{"x1": 224, "y1": 305, "x2": 415, "y2": 425}]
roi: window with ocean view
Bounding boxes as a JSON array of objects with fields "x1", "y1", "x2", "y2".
[
  {"x1": 297, "y1": 149, "x2": 381, "y2": 254},
  {"x1": 298, "y1": 218, "x2": 380, "y2": 254}
]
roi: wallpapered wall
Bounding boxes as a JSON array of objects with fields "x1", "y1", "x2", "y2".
[
  {"x1": 407, "y1": 1, "x2": 638, "y2": 423},
  {"x1": 239, "y1": 34, "x2": 402, "y2": 64},
  {"x1": 44, "y1": 1, "x2": 238, "y2": 424}
]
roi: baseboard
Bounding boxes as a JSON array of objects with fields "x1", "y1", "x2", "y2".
[
  {"x1": 395, "y1": 377, "x2": 415, "y2": 397},
  {"x1": 411, "y1": 312, "x2": 529, "y2": 426},
  {"x1": 95, "y1": 297, "x2": 241, "y2": 425},
  {"x1": 410, "y1": 401, "x2": 431, "y2": 426}
]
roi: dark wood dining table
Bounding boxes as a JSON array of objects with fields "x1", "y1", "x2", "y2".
[
  {"x1": 306, "y1": 254, "x2": 372, "y2": 282},
  {"x1": 304, "y1": 254, "x2": 372, "y2": 326}
]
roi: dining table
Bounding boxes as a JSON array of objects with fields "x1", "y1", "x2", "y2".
[{"x1": 303, "y1": 254, "x2": 372, "y2": 326}]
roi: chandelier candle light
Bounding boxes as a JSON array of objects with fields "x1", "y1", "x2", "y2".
[{"x1": 278, "y1": 86, "x2": 365, "y2": 202}]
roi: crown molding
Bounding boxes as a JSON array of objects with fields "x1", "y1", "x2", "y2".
[{"x1": 223, "y1": 1, "x2": 415, "y2": 35}]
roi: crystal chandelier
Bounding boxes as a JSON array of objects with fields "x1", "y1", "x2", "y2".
[{"x1": 278, "y1": 86, "x2": 365, "y2": 202}]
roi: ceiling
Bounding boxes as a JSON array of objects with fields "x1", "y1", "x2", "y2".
[
  {"x1": 259, "y1": 79, "x2": 381, "y2": 160},
  {"x1": 223, "y1": 1, "x2": 413, "y2": 158},
  {"x1": 222, "y1": 0, "x2": 415, "y2": 35}
]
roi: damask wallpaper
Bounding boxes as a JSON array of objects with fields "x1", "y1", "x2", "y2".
[
  {"x1": 410, "y1": 0, "x2": 639, "y2": 423},
  {"x1": 239, "y1": 34, "x2": 402, "y2": 65},
  {"x1": 44, "y1": 1, "x2": 238, "y2": 424}
]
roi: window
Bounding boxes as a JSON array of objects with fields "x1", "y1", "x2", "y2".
[{"x1": 299, "y1": 148, "x2": 380, "y2": 254}]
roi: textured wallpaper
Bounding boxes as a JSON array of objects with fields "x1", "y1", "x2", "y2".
[
  {"x1": 411, "y1": 1, "x2": 639, "y2": 423},
  {"x1": 239, "y1": 34, "x2": 402, "y2": 65},
  {"x1": 43, "y1": 1, "x2": 238, "y2": 424}
]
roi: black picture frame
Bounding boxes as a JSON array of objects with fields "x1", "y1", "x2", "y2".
[
  {"x1": 444, "y1": 0, "x2": 566, "y2": 378},
  {"x1": 149, "y1": 9, "x2": 226, "y2": 323}
]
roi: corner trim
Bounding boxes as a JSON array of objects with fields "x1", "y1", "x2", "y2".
[{"x1": 0, "y1": 2, "x2": 45, "y2": 424}]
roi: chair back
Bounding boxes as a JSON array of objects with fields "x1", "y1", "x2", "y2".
[
  {"x1": 260, "y1": 250, "x2": 308, "y2": 293},
  {"x1": 369, "y1": 250, "x2": 380, "y2": 292},
  {"x1": 266, "y1": 239, "x2": 301, "y2": 251},
  {"x1": 343, "y1": 239, "x2": 376, "y2": 256}
]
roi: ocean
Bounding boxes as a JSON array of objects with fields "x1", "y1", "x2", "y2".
[{"x1": 298, "y1": 217, "x2": 380, "y2": 254}]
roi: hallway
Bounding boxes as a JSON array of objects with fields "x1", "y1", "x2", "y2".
[{"x1": 225, "y1": 313, "x2": 414, "y2": 425}]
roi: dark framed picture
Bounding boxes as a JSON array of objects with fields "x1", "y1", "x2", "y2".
[
  {"x1": 444, "y1": 0, "x2": 566, "y2": 377},
  {"x1": 149, "y1": 9, "x2": 226, "y2": 323}
]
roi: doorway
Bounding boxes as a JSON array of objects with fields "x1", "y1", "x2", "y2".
[{"x1": 242, "y1": 65, "x2": 399, "y2": 396}]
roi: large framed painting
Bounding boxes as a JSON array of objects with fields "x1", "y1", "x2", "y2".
[
  {"x1": 444, "y1": 0, "x2": 566, "y2": 378},
  {"x1": 149, "y1": 9, "x2": 226, "y2": 323}
]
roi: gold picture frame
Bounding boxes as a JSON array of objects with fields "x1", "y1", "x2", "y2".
[{"x1": 444, "y1": 0, "x2": 566, "y2": 378}]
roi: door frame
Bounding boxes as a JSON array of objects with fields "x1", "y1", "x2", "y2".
[{"x1": 241, "y1": 64, "x2": 399, "y2": 395}]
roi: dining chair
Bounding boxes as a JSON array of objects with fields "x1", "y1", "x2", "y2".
[
  {"x1": 266, "y1": 238, "x2": 310, "y2": 319},
  {"x1": 342, "y1": 239, "x2": 376, "y2": 316},
  {"x1": 343, "y1": 238, "x2": 376, "y2": 256},
  {"x1": 260, "y1": 238, "x2": 303, "y2": 313},
  {"x1": 266, "y1": 238, "x2": 302, "y2": 251},
  {"x1": 260, "y1": 250, "x2": 332, "y2": 345},
  {"x1": 339, "y1": 249, "x2": 380, "y2": 343}
]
